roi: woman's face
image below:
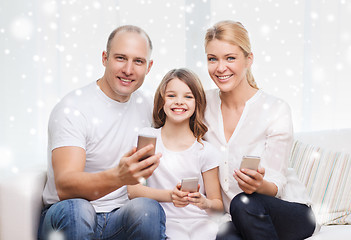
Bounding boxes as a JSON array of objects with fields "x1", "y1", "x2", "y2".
[{"x1": 205, "y1": 39, "x2": 252, "y2": 93}]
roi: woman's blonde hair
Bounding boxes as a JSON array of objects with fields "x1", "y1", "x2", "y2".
[
  {"x1": 153, "y1": 68, "x2": 208, "y2": 143},
  {"x1": 205, "y1": 20, "x2": 258, "y2": 89}
]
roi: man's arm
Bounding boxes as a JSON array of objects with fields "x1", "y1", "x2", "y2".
[{"x1": 53, "y1": 145, "x2": 161, "y2": 201}]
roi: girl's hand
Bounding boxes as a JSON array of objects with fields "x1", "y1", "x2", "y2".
[
  {"x1": 187, "y1": 191, "x2": 211, "y2": 210},
  {"x1": 233, "y1": 167, "x2": 265, "y2": 194},
  {"x1": 171, "y1": 183, "x2": 190, "y2": 207}
]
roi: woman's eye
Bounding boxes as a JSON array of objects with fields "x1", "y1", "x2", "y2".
[
  {"x1": 208, "y1": 57, "x2": 217, "y2": 62},
  {"x1": 227, "y1": 57, "x2": 236, "y2": 61}
]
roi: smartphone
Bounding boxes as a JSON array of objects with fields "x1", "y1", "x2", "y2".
[
  {"x1": 240, "y1": 156, "x2": 261, "y2": 171},
  {"x1": 136, "y1": 134, "x2": 156, "y2": 161},
  {"x1": 180, "y1": 177, "x2": 199, "y2": 193}
]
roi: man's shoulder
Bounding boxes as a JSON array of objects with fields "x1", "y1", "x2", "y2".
[
  {"x1": 55, "y1": 82, "x2": 96, "y2": 107},
  {"x1": 130, "y1": 90, "x2": 153, "y2": 109}
]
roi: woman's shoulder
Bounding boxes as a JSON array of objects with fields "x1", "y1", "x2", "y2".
[
  {"x1": 197, "y1": 140, "x2": 220, "y2": 154},
  {"x1": 256, "y1": 90, "x2": 291, "y2": 110}
]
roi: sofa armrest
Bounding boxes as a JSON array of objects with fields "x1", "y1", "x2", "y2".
[{"x1": 0, "y1": 168, "x2": 47, "y2": 240}]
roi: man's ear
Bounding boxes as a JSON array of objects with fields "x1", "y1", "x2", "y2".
[
  {"x1": 146, "y1": 59, "x2": 153, "y2": 75},
  {"x1": 102, "y1": 51, "x2": 108, "y2": 66}
]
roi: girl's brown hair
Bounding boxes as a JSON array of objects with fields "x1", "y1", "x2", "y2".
[
  {"x1": 205, "y1": 20, "x2": 258, "y2": 89},
  {"x1": 153, "y1": 68, "x2": 208, "y2": 143}
]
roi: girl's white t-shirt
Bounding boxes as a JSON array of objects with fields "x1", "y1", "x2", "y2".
[{"x1": 140, "y1": 127, "x2": 220, "y2": 220}]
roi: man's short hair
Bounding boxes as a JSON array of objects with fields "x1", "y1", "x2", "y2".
[{"x1": 106, "y1": 25, "x2": 153, "y2": 58}]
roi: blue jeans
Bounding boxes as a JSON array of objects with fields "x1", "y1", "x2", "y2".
[
  {"x1": 38, "y1": 197, "x2": 166, "y2": 240},
  {"x1": 216, "y1": 193, "x2": 316, "y2": 240}
]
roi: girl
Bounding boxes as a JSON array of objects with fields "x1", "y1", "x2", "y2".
[
  {"x1": 203, "y1": 20, "x2": 317, "y2": 240},
  {"x1": 128, "y1": 68, "x2": 223, "y2": 240}
]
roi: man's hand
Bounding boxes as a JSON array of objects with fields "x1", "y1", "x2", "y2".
[
  {"x1": 53, "y1": 144, "x2": 161, "y2": 201},
  {"x1": 115, "y1": 144, "x2": 161, "y2": 185}
]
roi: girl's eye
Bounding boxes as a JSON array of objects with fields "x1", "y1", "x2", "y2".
[
  {"x1": 185, "y1": 95, "x2": 194, "y2": 99},
  {"x1": 166, "y1": 94, "x2": 175, "y2": 98}
]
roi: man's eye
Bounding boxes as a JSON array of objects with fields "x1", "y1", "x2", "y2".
[
  {"x1": 116, "y1": 56, "x2": 126, "y2": 61},
  {"x1": 135, "y1": 59, "x2": 144, "y2": 65}
]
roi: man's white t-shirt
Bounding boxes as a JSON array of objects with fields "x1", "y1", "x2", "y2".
[{"x1": 42, "y1": 81, "x2": 153, "y2": 212}]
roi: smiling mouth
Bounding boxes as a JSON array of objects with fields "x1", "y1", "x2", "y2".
[
  {"x1": 172, "y1": 108, "x2": 186, "y2": 112},
  {"x1": 119, "y1": 77, "x2": 133, "y2": 83},
  {"x1": 217, "y1": 75, "x2": 233, "y2": 80}
]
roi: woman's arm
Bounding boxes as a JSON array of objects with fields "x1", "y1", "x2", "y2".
[
  {"x1": 187, "y1": 167, "x2": 224, "y2": 212},
  {"x1": 233, "y1": 167, "x2": 278, "y2": 196}
]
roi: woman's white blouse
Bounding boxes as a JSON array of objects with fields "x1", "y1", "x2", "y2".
[{"x1": 204, "y1": 89, "x2": 311, "y2": 213}]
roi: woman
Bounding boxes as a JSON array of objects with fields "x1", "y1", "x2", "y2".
[{"x1": 203, "y1": 20, "x2": 317, "y2": 240}]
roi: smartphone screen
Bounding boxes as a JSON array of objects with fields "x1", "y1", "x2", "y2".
[{"x1": 136, "y1": 134, "x2": 156, "y2": 161}]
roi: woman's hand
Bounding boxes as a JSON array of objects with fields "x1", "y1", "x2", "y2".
[
  {"x1": 171, "y1": 183, "x2": 190, "y2": 208},
  {"x1": 233, "y1": 167, "x2": 265, "y2": 194}
]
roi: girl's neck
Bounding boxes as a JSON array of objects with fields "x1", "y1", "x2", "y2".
[{"x1": 161, "y1": 120, "x2": 196, "y2": 152}]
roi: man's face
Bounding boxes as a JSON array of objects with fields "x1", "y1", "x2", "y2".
[{"x1": 101, "y1": 31, "x2": 153, "y2": 102}]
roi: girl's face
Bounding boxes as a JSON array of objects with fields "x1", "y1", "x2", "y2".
[
  {"x1": 163, "y1": 78, "x2": 196, "y2": 125},
  {"x1": 205, "y1": 39, "x2": 253, "y2": 93}
]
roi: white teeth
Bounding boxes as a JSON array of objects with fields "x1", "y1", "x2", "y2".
[
  {"x1": 120, "y1": 78, "x2": 132, "y2": 82},
  {"x1": 218, "y1": 75, "x2": 231, "y2": 80},
  {"x1": 173, "y1": 108, "x2": 185, "y2": 112}
]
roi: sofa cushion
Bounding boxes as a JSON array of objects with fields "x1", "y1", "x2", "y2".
[{"x1": 289, "y1": 140, "x2": 351, "y2": 225}]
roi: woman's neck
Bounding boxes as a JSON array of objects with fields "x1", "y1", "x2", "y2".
[
  {"x1": 220, "y1": 83, "x2": 258, "y2": 110},
  {"x1": 161, "y1": 120, "x2": 196, "y2": 151}
]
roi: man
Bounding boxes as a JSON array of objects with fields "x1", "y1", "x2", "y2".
[{"x1": 38, "y1": 25, "x2": 166, "y2": 240}]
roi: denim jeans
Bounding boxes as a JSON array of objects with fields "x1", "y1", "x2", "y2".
[
  {"x1": 38, "y1": 197, "x2": 166, "y2": 240},
  {"x1": 216, "y1": 192, "x2": 316, "y2": 240}
]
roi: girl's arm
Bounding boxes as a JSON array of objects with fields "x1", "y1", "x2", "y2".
[
  {"x1": 127, "y1": 184, "x2": 173, "y2": 202},
  {"x1": 187, "y1": 167, "x2": 224, "y2": 212}
]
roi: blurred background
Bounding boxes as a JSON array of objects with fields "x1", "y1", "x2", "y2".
[{"x1": 1, "y1": 0, "x2": 351, "y2": 175}]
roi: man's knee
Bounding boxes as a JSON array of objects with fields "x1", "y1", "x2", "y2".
[
  {"x1": 48, "y1": 198, "x2": 96, "y2": 228},
  {"x1": 126, "y1": 197, "x2": 165, "y2": 220}
]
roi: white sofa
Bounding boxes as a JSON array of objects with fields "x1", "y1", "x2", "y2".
[{"x1": 0, "y1": 129, "x2": 350, "y2": 240}]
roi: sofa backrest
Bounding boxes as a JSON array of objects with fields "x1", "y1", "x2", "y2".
[
  {"x1": 289, "y1": 129, "x2": 351, "y2": 226},
  {"x1": 294, "y1": 128, "x2": 351, "y2": 154}
]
